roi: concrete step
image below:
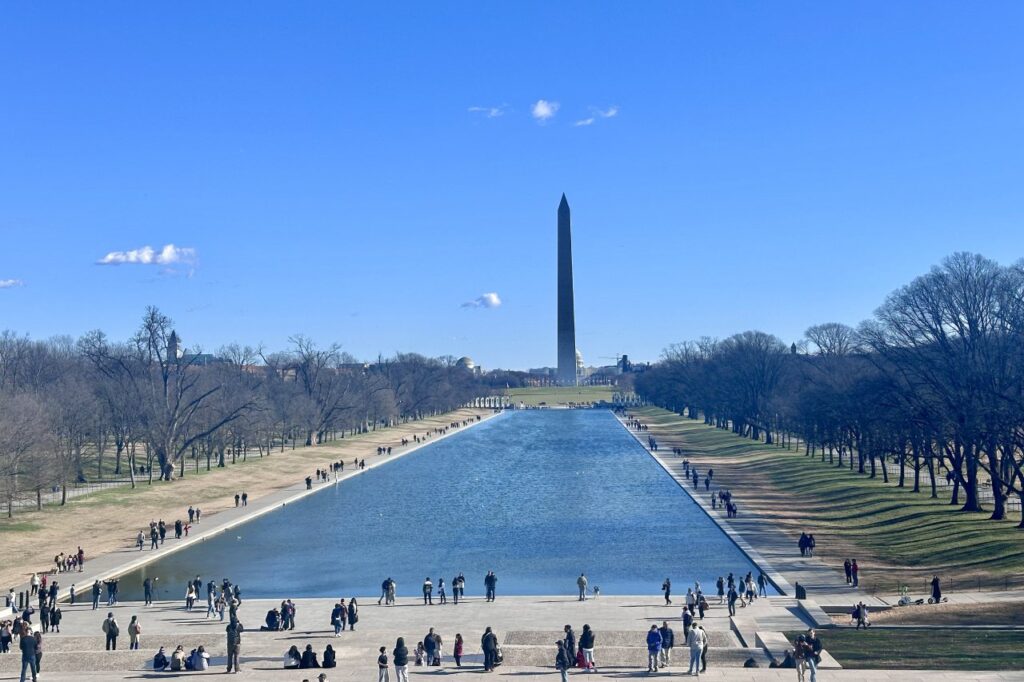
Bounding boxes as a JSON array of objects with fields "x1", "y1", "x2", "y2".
[{"x1": 499, "y1": 646, "x2": 767, "y2": 668}]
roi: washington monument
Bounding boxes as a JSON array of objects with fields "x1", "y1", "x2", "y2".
[{"x1": 557, "y1": 194, "x2": 577, "y2": 385}]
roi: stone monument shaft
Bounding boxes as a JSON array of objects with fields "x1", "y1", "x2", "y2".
[{"x1": 557, "y1": 194, "x2": 577, "y2": 385}]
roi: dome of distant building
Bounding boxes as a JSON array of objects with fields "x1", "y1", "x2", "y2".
[{"x1": 457, "y1": 356, "x2": 475, "y2": 370}]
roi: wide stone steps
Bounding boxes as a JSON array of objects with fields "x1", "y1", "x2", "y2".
[{"x1": 500, "y1": 645, "x2": 769, "y2": 668}]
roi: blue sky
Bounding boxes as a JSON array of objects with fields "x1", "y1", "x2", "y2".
[{"x1": 2, "y1": 2, "x2": 1022, "y2": 369}]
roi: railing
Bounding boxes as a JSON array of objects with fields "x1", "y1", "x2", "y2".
[
  {"x1": 7, "y1": 478, "x2": 133, "y2": 512},
  {"x1": 863, "y1": 574, "x2": 1024, "y2": 596}
]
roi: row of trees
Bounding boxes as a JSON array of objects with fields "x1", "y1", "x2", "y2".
[
  {"x1": 0, "y1": 307, "x2": 499, "y2": 515},
  {"x1": 635, "y1": 253, "x2": 1024, "y2": 527}
]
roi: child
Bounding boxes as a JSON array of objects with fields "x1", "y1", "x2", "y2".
[
  {"x1": 415, "y1": 642, "x2": 425, "y2": 666},
  {"x1": 378, "y1": 646, "x2": 389, "y2": 682}
]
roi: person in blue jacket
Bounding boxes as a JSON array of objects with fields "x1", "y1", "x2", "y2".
[{"x1": 646, "y1": 625, "x2": 663, "y2": 673}]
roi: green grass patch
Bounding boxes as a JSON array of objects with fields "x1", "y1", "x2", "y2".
[
  {"x1": 506, "y1": 386, "x2": 614, "y2": 406},
  {"x1": 633, "y1": 407, "x2": 1024, "y2": 582},
  {"x1": 785, "y1": 628, "x2": 1024, "y2": 670},
  {"x1": 0, "y1": 520, "x2": 42, "y2": 532}
]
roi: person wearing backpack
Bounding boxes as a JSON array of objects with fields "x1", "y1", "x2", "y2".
[{"x1": 102, "y1": 612, "x2": 119, "y2": 650}]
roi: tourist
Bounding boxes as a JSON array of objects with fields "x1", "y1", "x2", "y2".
[
  {"x1": 579, "y1": 624, "x2": 596, "y2": 670},
  {"x1": 438, "y1": 577, "x2": 447, "y2": 604},
  {"x1": 242, "y1": 492, "x2": 248, "y2": 506},
  {"x1": 805, "y1": 629, "x2": 822, "y2": 682},
  {"x1": 931, "y1": 575, "x2": 942, "y2": 603},
  {"x1": 387, "y1": 579, "x2": 397, "y2": 605},
  {"x1": 851, "y1": 559, "x2": 860, "y2": 587},
  {"x1": 577, "y1": 573, "x2": 588, "y2": 601},
  {"x1": 331, "y1": 602, "x2": 344, "y2": 636},
  {"x1": 807, "y1": 534, "x2": 816, "y2": 557},
  {"x1": 645, "y1": 624, "x2": 662, "y2": 673},
  {"x1": 284, "y1": 644, "x2": 302, "y2": 668},
  {"x1": 727, "y1": 586, "x2": 738, "y2": 617},
  {"x1": 799, "y1": 532, "x2": 808, "y2": 557},
  {"x1": 454, "y1": 634, "x2": 464, "y2": 667},
  {"x1": 687, "y1": 620, "x2": 706, "y2": 677},
  {"x1": 185, "y1": 582, "x2": 197, "y2": 611},
  {"x1": 348, "y1": 597, "x2": 359, "y2": 630},
  {"x1": 793, "y1": 634, "x2": 809, "y2": 681},
  {"x1": 716, "y1": 576, "x2": 725, "y2": 604},
  {"x1": 758, "y1": 572, "x2": 768, "y2": 597},
  {"x1": 137, "y1": 530, "x2": 145, "y2": 551},
  {"x1": 226, "y1": 618, "x2": 243, "y2": 673},
  {"x1": 555, "y1": 640, "x2": 570, "y2": 682},
  {"x1": 379, "y1": 578, "x2": 390, "y2": 606},
  {"x1": 1, "y1": 620, "x2": 12, "y2": 653},
  {"x1": 195, "y1": 507, "x2": 202, "y2": 522},
  {"x1": 300, "y1": 643, "x2": 320, "y2": 668},
  {"x1": 377, "y1": 645, "x2": 390, "y2": 682},
  {"x1": 91, "y1": 580, "x2": 101, "y2": 609},
  {"x1": 29, "y1": 574, "x2": 39, "y2": 597},
  {"x1": 698, "y1": 624, "x2": 709, "y2": 673},
  {"x1": 682, "y1": 607, "x2": 693, "y2": 641},
  {"x1": 564, "y1": 624, "x2": 576, "y2": 664},
  {"x1": 843, "y1": 559, "x2": 852, "y2": 585},
  {"x1": 854, "y1": 601, "x2": 870, "y2": 629},
  {"x1": 685, "y1": 588, "x2": 696, "y2": 615},
  {"x1": 658, "y1": 621, "x2": 674, "y2": 667},
  {"x1": 323, "y1": 644, "x2": 337, "y2": 668},
  {"x1": 423, "y1": 577, "x2": 433, "y2": 605},
  {"x1": 170, "y1": 645, "x2": 186, "y2": 671},
  {"x1": 19, "y1": 623, "x2": 39, "y2": 682},
  {"x1": 188, "y1": 505, "x2": 195, "y2": 523},
  {"x1": 481, "y1": 626, "x2": 499, "y2": 671},
  {"x1": 102, "y1": 612, "x2": 119, "y2": 650},
  {"x1": 154, "y1": 646, "x2": 169, "y2": 671},
  {"x1": 128, "y1": 615, "x2": 141, "y2": 649},
  {"x1": 393, "y1": 637, "x2": 410, "y2": 682},
  {"x1": 423, "y1": 628, "x2": 438, "y2": 666},
  {"x1": 484, "y1": 571, "x2": 497, "y2": 602},
  {"x1": 191, "y1": 645, "x2": 210, "y2": 671},
  {"x1": 662, "y1": 578, "x2": 672, "y2": 605}
]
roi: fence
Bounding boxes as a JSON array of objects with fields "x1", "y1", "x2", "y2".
[
  {"x1": 862, "y1": 574, "x2": 1024, "y2": 596},
  {"x1": 8, "y1": 478, "x2": 133, "y2": 513}
]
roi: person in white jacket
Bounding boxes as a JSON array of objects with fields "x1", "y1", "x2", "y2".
[{"x1": 686, "y1": 623, "x2": 706, "y2": 677}]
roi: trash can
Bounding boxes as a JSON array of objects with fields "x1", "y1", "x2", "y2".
[{"x1": 795, "y1": 582, "x2": 807, "y2": 600}]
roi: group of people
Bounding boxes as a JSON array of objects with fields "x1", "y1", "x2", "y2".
[
  {"x1": 232, "y1": 492, "x2": 249, "y2": 507},
  {"x1": 136, "y1": 517, "x2": 195, "y2": 551},
  {"x1": 555, "y1": 623, "x2": 597, "y2": 679},
  {"x1": 842, "y1": 558, "x2": 860, "y2": 586},
  {"x1": 798, "y1": 533, "x2": 817, "y2": 557},
  {"x1": 4, "y1": 613, "x2": 43, "y2": 681},
  {"x1": 645, "y1": 620, "x2": 707, "y2": 676},
  {"x1": 420, "y1": 574, "x2": 470, "y2": 604},
  {"x1": 50, "y1": 547, "x2": 86, "y2": 574},
  {"x1": 786, "y1": 629, "x2": 823, "y2": 682},
  {"x1": 284, "y1": 642, "x2": 339, "y2": 669}
]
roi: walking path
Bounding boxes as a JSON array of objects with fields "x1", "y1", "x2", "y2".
[
  {"x1": 5, "y1": 410, "x2": 500, "y2": 610},
  {"x1": 613, "y1": 413, "x2": 883, "y2": 610}
]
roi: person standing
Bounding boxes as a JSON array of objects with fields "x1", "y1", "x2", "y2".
[
  {"x1": 481, "y1": 626, "x2": 499, "y2": 671},
  {"x1": 727, "y1": 586, "x2": 738, "y2": 617},
  {"x1": 393, "y1": 637, "x2": 409, "y2": 682},
  {"x1": 851, "y1": 559, "x2": 860, "y2": 587},
  {"x1": 563, "y1": 624, "x2": 576, "y2": 665},
  {"x1": 331, "y1": 602, "x2": 344, "y2": 636},
  {"x1": 806, "y1": 629, "x2": 822, "y2": 682},
  {"x1": 658, "y1": 621, "x2": 674, "y2": 668},
  {"x1": 91, "y1": 580, "x2": 101, "y2": 610},
  {"x1": 931, "y1": 575, "x2": 942, "y2": 603},
  {"x1": 843, "y1": 559, "x2": 852, "y2": 585},
  {"x1": 579, "y1": 624, "x2": 596, "y2": 671},
  {"x1": 348, "y1": 597, "x2": 358, "y2": 630},
  {"x1": 127, "y1": 615, "x2": 141, "y2": 650},
  {"x1": 757, "y1": 572, "x2": 768, "y2": 598},
  {"x1": 662, "y1": 578, "x2": 672, "y2": 605},
  {"x1": 379, "y1": 578, "x2": 391, "y2": 606},
  {"x1": 453, "y1": 633, "x2": 464, "y2": 668},
  {"x1": 484, "y1": 572, "x2": 497, "y2": 602},
  {"x1": 19, "y1": 623, "x2": 39, "y2": 682},
  {"x1": 102, "y1": 612, "x2": 119, "y2": 650},
  {"x1": 686, "y1": 620, "x2": 706, "y2": 677},
  {"x1": 377, "y1": 646, "x2": 390, "y2": 682},
  {"x1": 50, "y1": 605, "x2": 62, "y2": 633},
  {"x1": 226, "y1": 618, "x2": 243, "y2": 673},
  {"x1": 577, "y1": 574, "x2": 588, "y2": 601},
  {"x1": 646, "y1": 625, "x2": 662, "y2": 673},
  {"x1": 438, "y1": 578, "x2": 447, "y2": 605},
  {"x1": 555, "y1": 641, "x2": 570, "y2": 682},
  {"x1": 422, "y1": 577, "x2": 433, "y2": 605},
  {"x1": 143, "y1": 578, "x2": 153, "y2": 606}
]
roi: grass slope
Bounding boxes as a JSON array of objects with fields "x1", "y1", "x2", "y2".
[{"x1": 634, "y1": 407, "x2": 1024, "y2": 586}]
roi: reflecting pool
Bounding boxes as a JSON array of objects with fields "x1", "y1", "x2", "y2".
[{"x1": 118, "y1": 410, "x2": 768, "y2": 598}]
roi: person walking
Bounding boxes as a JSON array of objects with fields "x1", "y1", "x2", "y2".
[
  {"x1": 577, "y1": 574, "x2": 588, "y2": 601},
  {"x1": 658, "y1": 621, "x2": 674, "y2": 668},
  {"x1": 555, "y1": 641, "x2": 571, "y2": 682},
  {"x1": 377, "y1": 646, "x2": 390, "y2": 682},
  {"x1": 226, "y1": 618, "x2": 243, "y2": 673},
  {"x1": 645, "y1": 625, "x2": 662, "y2": 673},
  {"x1": 686, "y1": 620, "x2": 706, "y2": 677},
  {"x1": 127, "y1": 615, "x2": 141, "y2": 650},
  {"x1": 806, "y1": 629, "x2": 822, "y2": 682},
  {"x1": 727, "y1": 586, "x2": 738, "y2": 617},
  {"x1": 331, "y1": 602, "x2": 344, "y2": 637},
  {"x1": 579, "y1": 624, "x2": 596, "y2": 671},
  {"x1": 393, "y1": 637, "x2": 410, "y2": 682},
  {"x1": 102, "y1": 612, "x2": 119, "y2": 650},
  {"x1": 481, "y1": 626, "x2": 499, "y2": 671},
  {"x1": 662, "y1": 578, "x2": 672, "y2": 605},
  {"x1": 563, "y1": 624, "x2": 576, "y2": 665}
]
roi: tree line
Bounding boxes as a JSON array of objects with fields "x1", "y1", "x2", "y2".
[
  {"x1": 635, "y1": 253, "x2": 1024, "y2": 527},
  {"x1": 0, "y1": 307, "x2": 501, "y2": 515}
]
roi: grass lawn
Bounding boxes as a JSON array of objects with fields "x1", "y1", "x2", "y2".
[
  {"x1": 632, "y1": 407, "x2": 1024, "y2": 584},
  {"x1": 786, "y1": 628, "x2": 1024, "y2": 670},
  {"x1": 506, "y1": 385, "x2": 614, "y2": 406}
]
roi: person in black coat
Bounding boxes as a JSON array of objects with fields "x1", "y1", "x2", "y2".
[
  {"x1": 563, "y1": 625, "x2": 576, "y2": 665},
  {"x1": 322, "y1": 644, "x2": 337, "y2": 668},
  {"x1": 555, "y1": 641, "x2": 570, "y2": 682},
  {"x1": 299, "y1": 644, "x2": 320, "y2": 668},
  {"x1": 481, "y1": 627, "x2": 499, "y2": 671}
]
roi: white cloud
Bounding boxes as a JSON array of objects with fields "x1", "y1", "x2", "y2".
[
  {"x1": 462, "y1": 292, "x2": 502, "y2": 309},
  {"x1": 97, "y1": 244, "x2": 197, "y2": 266},
  {"x1": 0, "y1": 279, "x2": 24, "y2": 289},
  {"x1": 576, "y1": 106, "x2": 619, "y2": 127},
  {"x1": 468, "y1": 105, "x2": 506, "y2": 118},
  {"x1": 531, "y1": 99, "x2": 559, "y2": 122}
]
